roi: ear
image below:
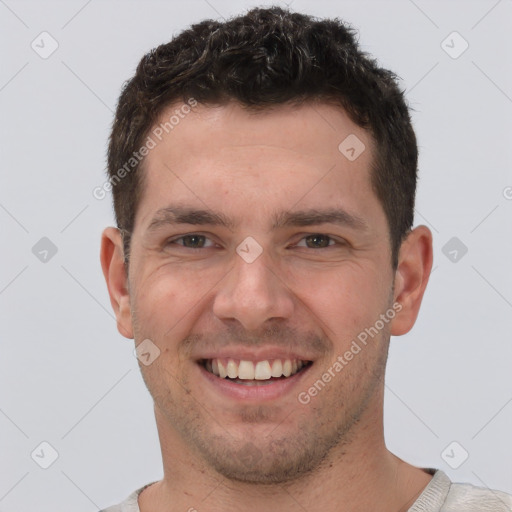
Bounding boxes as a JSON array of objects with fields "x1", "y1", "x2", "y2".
[
  {"x1": 100, "y1": 227, "x2": 134, "y2": 339},
  {"x1": 390, "y1": 225, "x2": 433, "y2": 336}
]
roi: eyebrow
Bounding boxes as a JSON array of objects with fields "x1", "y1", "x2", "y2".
[
  {"x1": 146, "y1": 206, "x2": 369, "y2": 233},
  {"x1": 147, "y1": 207, "x2": 236, "y2": 232},
  {"x1": 272, "y1": 208, "x2": 368, "y2": 230}
]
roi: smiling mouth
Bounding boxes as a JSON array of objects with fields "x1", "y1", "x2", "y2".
[{"x1": 200, "y1": 358, "x2": 313, "y2": 386}]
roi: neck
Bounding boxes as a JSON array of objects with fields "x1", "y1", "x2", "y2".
[{"x1": 139, "y1": 390, "x2": 432, "y2": 512}]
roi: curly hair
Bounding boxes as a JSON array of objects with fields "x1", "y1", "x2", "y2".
[{"x1": 107, "y1": 6, "x2": 417, "y2": 269}]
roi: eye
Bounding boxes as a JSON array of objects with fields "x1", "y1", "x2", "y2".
[
  {"x1": 295, "y1": 234, "x2": 339, "y2": 249},
  {"x1": 167, "y1": 234, "x2": 216, "y2": 249}
]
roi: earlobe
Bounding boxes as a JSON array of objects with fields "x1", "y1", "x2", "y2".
[
  {"x1": 390, "y1": 225, "x2": 433, "y2": 336},
  {"x1": 100, "y1": 227, "x2": 134, "y2": 339}
]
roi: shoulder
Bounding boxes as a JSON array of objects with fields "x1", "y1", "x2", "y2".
[
  {"x1": 97, "y1": 481, "x2": 158, "y2": 512},
  {"x1": 98, "y1": 492, "x2": 137, "y2": 512},
  {"x1": 442, "y1": 481, "x2": 512, "y2": 511},
  {"x1": 409, "y1": 469, "x2": 512, "y2": 512}
]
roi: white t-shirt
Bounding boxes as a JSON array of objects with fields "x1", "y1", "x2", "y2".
[{"x1": 99, "y1": 469, "x2": 512, "y2": 511}]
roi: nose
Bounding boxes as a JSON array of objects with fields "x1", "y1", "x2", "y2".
[{"x1": 212, "y1": 247, "x2": 295, "y2": 331}]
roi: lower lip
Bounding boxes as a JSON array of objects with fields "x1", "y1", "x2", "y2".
[{"x1": 197, "y1": 362, "x2": 313, "y2": 401}]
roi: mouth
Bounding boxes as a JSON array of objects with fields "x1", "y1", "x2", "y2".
[{"x1": 199, "y1": 357, "x2": 313, "y2": 386}]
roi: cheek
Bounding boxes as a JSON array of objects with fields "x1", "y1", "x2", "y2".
[
  {"x1": 293, "y1": 263, "x2": 388, "y2": 338},
  {"x1": 132, "y1": 264, "x2": 223, "y2": 338}
]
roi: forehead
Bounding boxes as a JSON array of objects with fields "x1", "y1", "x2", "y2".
[
  {"x1": 150, "y1": 100, "x2": 371, "y2": 160},
  {"x1": 134, "y1": 101, "x2": 380, "y2": 231}
]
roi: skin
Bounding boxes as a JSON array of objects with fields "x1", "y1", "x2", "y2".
[{"x1": 101, "y1": 101, "x2": 433, "y2": 512}]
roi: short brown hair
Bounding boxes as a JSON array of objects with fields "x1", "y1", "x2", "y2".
[{"x1": 107, "y1": 6, "x2": 418, "y2": 269}]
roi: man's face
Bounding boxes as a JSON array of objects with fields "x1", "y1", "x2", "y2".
[{"x1": 125, "y1": 101, "x2": 397, "y2": 483}]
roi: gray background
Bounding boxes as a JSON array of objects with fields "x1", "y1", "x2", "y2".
[{"x1": 1, "y1": 0, "x2": 511, "y2": 510}]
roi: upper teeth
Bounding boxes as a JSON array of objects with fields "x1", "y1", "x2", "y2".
[{"x1": 207, "y1": 358, "x2": 307, "y2": 380}]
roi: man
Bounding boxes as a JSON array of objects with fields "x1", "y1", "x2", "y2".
[{"x1": 99, "y1": 6, "x2": 512, "y2": 511}]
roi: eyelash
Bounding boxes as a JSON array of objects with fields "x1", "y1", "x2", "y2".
[{"x1": 166, "y1": 233, "x2": 344, "y2": 250}]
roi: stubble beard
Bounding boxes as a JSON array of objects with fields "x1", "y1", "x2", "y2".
[{"x1": 136, "y1": 332, "x2": 389, "y2": 486}]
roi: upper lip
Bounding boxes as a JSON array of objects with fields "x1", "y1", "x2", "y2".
[{"x1": 197, "y1": 347, "x2": 315, "y2": 362}]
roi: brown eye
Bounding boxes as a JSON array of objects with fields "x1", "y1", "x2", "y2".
[
  {"x1": 168, "y1": 234, "x2": 214, "y2": 249},
  {"x1": 182, "y1": 235, "x2": 206, "y2": 248},
  {"x1": 297, "y1": 234, "x2": 335, "y2": 249}
]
